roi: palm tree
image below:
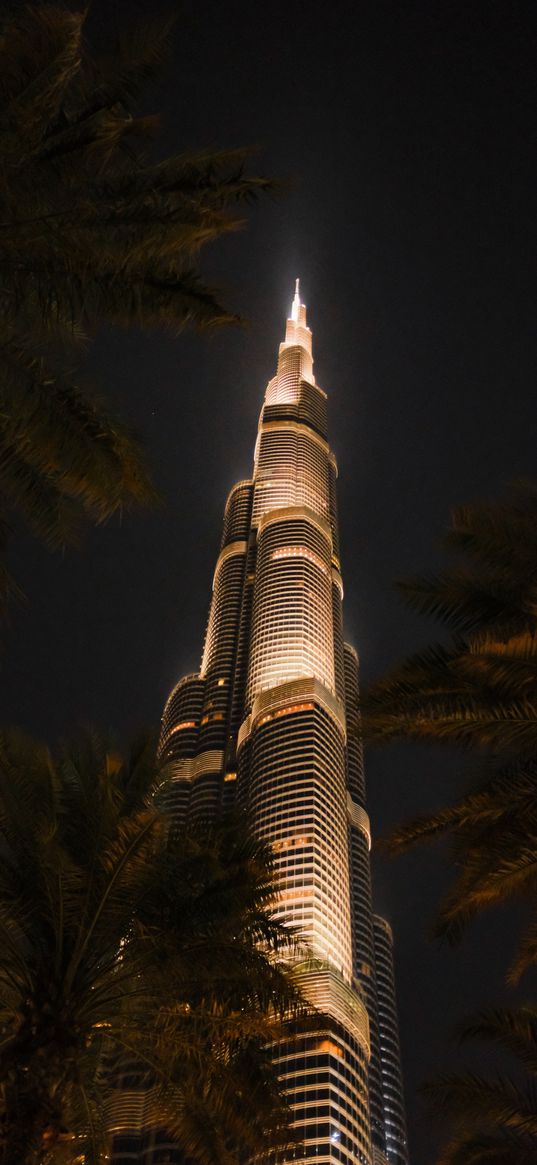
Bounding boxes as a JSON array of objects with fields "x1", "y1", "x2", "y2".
[
  {"x1": 426, "y1": 1006, "x2": 537, "y2": 1164},
  {"x1": 362, "y1": 482, "x2": 537, "y2": 753},
  {"x1": 0, "y1": 728, "x2": 305, "y2": 1165},
  {"x1": 0, "y1": 5, "x2": 275, "y2": 609},
  {"x1": 360, "y1": 482, "x2": 537, "y2": 972},
  {"x1": 383, "y1": 756, "x2": 537, "y2": 981}
]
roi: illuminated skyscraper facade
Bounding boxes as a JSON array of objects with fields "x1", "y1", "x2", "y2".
[{"x1": 157, "y1": 284, "x2": 409, "y2": 1165}]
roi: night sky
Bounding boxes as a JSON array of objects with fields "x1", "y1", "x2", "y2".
[{"x1": 2, "y1": 2, "x2": 537, "y2": 1161}]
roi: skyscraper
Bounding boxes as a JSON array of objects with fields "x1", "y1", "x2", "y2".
[{"x1": 158, "y1": 283, "x2": 409, "y2": 1165}]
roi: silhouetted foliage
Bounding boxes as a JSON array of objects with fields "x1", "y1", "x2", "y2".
[
  {"x1": 0, "y1": 728, "x2": 304, "y2": 1165},
  {"x1": 361, "y1": 482, "x2": 537, "y2": 976},
  {"x1": 0, "y1": 5, "x2": 274, "y2": 610},
  {"x1": 427, "y1": 1006, "x2": 537, "y2": 1164}
]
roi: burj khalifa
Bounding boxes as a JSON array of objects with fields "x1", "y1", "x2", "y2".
[{"x1": 158, "y1": 283, "x2": 409, "y2": 1165}]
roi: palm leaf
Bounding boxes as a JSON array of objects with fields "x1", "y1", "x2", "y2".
[
  {"x1": 436, "y1": 1129, "x2": 537, "y2": 1165},
  {"x1": 508, "y1": 916, "x2": 537, "y2": 985},
  {"x1": 456, "y1": 1008, "x2": 537, "y2": 1075},
  {"x1": 424, "y1": 1072, "x2": 537, "y2": 1137},
  {"x1": 94, "y1": 12, "x2": 177, "y2": 107},
  {"x1": 396, "y1": 571, "x2": 535, "y2": 638},
  {"x1": 0, "y1": 9, "x2": 84, "y2": 152},
  {"x1": 0, "y1": 727, "x2": 305, "y2": 1162},
  {"x1": 0, "y1": 5, "x2": 276, "y2": 610},
  {"x1": 427, "y1": 1005, "x2": 537, "y2": 1163}
]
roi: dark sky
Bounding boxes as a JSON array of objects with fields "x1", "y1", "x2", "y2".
[{"x1": 2, "y1": 2, "x2": 537, "y2": 1161}]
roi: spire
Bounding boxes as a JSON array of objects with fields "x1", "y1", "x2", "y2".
[
  {"x1": 288, "y1": 277, "x2": 307, "y2": 330},
  {"x1": 291, "y1": 277, "x2": 301, "y2": 322},
  {"x1": 279, "y1": 276, "x2": 314, "y2": 382}
]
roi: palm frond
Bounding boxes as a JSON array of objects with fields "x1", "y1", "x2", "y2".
[
  {"x1": 433, "y1": 830, "x2": 537, "y2": 946},
  {"x1": 95, "y1": 12, "x2": 177, "y2": 107},
  {"x1": 508, "y1": 916, "x2": 537, "y2": 985},
  {"x1": 396, "y1": 571, "x2": 535, "y2": 639},
  {"x1": 0, "y1": 726, "x2": 305, "y2": 1162},
  {"x1": 0, "y1": 8, "x2": 84, "y2": 153},
  {"x1": 384, "y1": 760, "x2": 537, "y2": 855},
  {"x1": 0, "y1": 4, "x2": 276, "y2": 609},
  {"x1": 1, "y1": 337, "x2": 157, "y2": 517},
  {"x1": 456, "y1": 1007, "x2": 537, "y2": 1075},
  {"x1": 0, "y1": 436, "x2": 84, "y2": 547},
  {"x1": 427, "y1": 1005, "x2": 537, "y2": 1163},
  {"x1": 424, "y1": 1072, "x2": 537, "y2": 1137},
  {"x1": 0, "y1": 7, "x2": 83, "y2": 110},
  {"x1": 436, "y1": 1129, "x2": 537, "y2": 1165},
  {"x1": 364, "y1": 481, "x2": 537, "y2": 966},
  {"x1": 447, "y1": 483, "x2": 537, "y2": 575}
]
